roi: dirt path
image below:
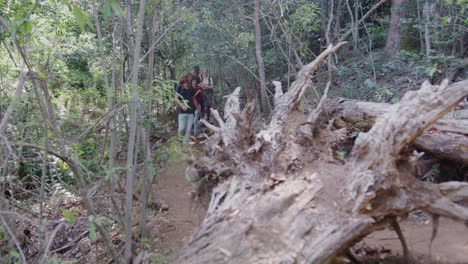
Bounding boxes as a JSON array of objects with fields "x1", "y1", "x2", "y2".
[
  {"x1": 149, "y1": 153, "x2": 205, "y2": 259},
  {"x1": 359, "y1": 217, "x2": 468, "y2": 263}
]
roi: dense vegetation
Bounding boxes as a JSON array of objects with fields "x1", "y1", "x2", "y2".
[{"x1": 0, "y1": 0, "x2": 466, "y2": 263}]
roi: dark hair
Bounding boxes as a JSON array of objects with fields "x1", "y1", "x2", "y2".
[{"x1": 194, "y1": 66, "x2": 200, "y2": 71}]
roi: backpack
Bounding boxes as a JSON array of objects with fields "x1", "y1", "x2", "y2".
[{"x1": 200, "y1": 75, "x2": 211, "y2": 86}]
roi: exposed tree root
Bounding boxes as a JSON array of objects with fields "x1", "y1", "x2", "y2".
[{"x1": 177, "y1": 42, "x2": 468, "y2": 263}]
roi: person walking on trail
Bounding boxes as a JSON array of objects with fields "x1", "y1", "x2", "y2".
[
  {"x1": 175, "y1": 72, "x2": 198, "y2": 144},
  {"x1": 200, "y1": 67, "x2": 215, "y2": 121},
  {"x1": 193, "y1": 65, "x2": 202, "y2": 84},
  {"x1": 192, "y1": 79, "x2": 211, "y2": 137}
]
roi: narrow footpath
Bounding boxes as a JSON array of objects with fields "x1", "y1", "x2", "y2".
[{"x1": 149, "y1": 153, "x2": 205, "y2": 259}]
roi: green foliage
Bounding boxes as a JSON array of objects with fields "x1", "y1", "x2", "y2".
[
  {"x1": 88, "y1": 215, "x2": 97, "y2": 241},
  {"x1": 289, "y1": 1, "x2": 320, "y2": 34},
  {"x1": 101, "y1": 0, "x2": 123, "y2": 20},
  {"x1": 336, "y1": 151, "x2": 346, "y2": 161},
  {"x1": 87, "y1": 215, "x2": 112, "y2": 241},
  {"x1": 61, "y1": 209, "x2": 75, "y2": 225},
  {"x1": 374, "y1": 86, "x2": 394, "y2": 102},
  {"x1": 421, "y1": 163, "x2": 440, "y2": 182},
  {"x1": 70, "y1": 4, "x2": 93, "y2": 32}
]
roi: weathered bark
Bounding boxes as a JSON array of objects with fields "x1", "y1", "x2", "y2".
[
  {"x1": 384, "y1": 0, "x2": 408, "y2": 55},
  {"x1": 177, "y1": 43, "x2": 468, "y2": 263},
  {"x1": 329, "y1": 89, "x2": 468, "y2": 164}
]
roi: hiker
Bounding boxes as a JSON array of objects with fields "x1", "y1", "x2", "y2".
[
  {"x1": 192, "y1": 79, "x2": 211, "y2": 137},
  {"x1": 175, "y1": 72, "x2": 198, "y2": 144},
  {"x1": 200, "y1": 67, "x2": 215, "y2": 121},
  {"x1": 193, "y1": 65, "x2": 202, "y2": 84}
]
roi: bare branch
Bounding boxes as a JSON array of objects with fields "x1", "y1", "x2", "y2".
[{"x1": 0, "y1": 215, "x2": 28, "y2": 264}]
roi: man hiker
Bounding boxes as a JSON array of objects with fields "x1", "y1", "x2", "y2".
[{"x1": 193, "y1": 65, "x2": 202, "y2": 85}]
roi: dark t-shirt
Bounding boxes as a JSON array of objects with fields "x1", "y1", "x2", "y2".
[
  {"x1": 193, "y1": 74, "x2": 202, "y2": 84},
  {"x1": 176, "y1": 85, "x2": 196, "y2": 114},
  {"x1": 193, "y1": 86, "x2": 205, "y2": 112}
]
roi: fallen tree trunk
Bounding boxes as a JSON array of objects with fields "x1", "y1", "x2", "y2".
[
  {"x1": 329, "y1": 92, "x2": 468, "y2": 164},
  {"x1": 177, "y1": 43, "x2": 468, "y2": 263}
]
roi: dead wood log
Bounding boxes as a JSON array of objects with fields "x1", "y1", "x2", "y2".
[
  {"x1": 329, "y1": 85, "x2": 468, "y2": 164},
  {"x1": 177, "y1": 43, "x2": 468, "y2": 264}
]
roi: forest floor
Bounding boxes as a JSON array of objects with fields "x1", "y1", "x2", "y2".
[
  {"x1": 148, "y1": 139, "x2": 468, "y2": 264},
  {"x1": 357, "y1": 216, "x2": 468, "y2": 263},
  {"x1": 146, "y1": 142, "x2": 207, "y2": 263}
]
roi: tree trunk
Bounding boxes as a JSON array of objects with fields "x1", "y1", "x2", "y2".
[
  {"x1": 345, "y1": 0, "x2": 359, "y2": 52},
  {"x1": 176, "y1": 43, "x2": 468, "y2": 263},
  {"x1": 124, "y1": 0, "x2": 146, "y2": 261},
  {"x1": 384, "y1": 0, "x2": 408, "y2": 56},
  {"x1": 253, "y1": 0, "x2": 271, "y2": 114},
  {"x1": 423, "y1": 1, "x2": 432, "y2": 57},
  {"x1": 329, "y1": 95, "x2": 468, "y2": 164},
  {"x1": 139, "y1": 6, "x2": 159, "y2": 238},
  {"x1": 0, "y1": 72, "x2": 25, "y2": 134}
]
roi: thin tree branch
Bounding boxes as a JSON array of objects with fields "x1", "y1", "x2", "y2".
[
  {"x1": 339, "y1": 0, "x2": 389, "y2": 42},
  {"x1": 0, "y1": 215, "x2": 28, "y2": 264}
]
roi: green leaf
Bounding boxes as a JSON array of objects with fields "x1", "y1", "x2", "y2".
[
  {"x1": 88, "y1": 215, "x2": 97, "y2": 241},
  {"x1": 71, "y1": 4, "x2": 85, "y2": 31},
  {"x1": 37, "y1": 72, "x2": 47, "y2": 80},
  {"x1": 426, "y1": 65, "x2": 440, "y2": 77},
  {"x1": 102, "y1": 0, "x2": 123, "y2": 20},
  {"x1": 10, "y1": 250, "x2": 20, "y2": 258},
  {"x1": 89, "y1": 223, "x2": 96, "y2": 241},
  {"x1": 20, "y1": 20, "x2": 33, "y2": 33},
  {"x1": 71, "y1": 4, "x2": 94, "y2": 31},
  {"x1": 336, "y1": 151, "x2": 346, "y2": 160},
  {"x1": 391, "y1": 97, "x2": 400, "y2": 104},
  {"x1": 364, "y1": 79, "x2": 375, "y2": 89},
  {"x1": 62, "y1": 209, "x2": 75, "y2": 225}
]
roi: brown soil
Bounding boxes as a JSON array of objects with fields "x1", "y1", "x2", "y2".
[
  {"x1": 147, "y1": 149, "x2": 206, "y2": 260},
  {"x1": 357, "y1": 217, "x2": 468, "y2": 263}
]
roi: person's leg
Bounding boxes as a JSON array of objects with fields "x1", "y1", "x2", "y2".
[
  {"x1": 206, "y1": 89, "x2": 214, "y2": 121},
  {"x1": 184, "y1": 114, "x2": 194, "y2": 143},
  {"x1": 205, "y1": 96, "x2": 211, "y2": 121},
  {"x1": 194, "y1": 113, "x2": 200, "y2": 134},
  {"x1": 178, "y1": 113, "x2": 186, "y2": 135}
]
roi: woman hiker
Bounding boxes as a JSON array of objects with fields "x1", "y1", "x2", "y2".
[
  {"x1": 175, "y1": 72, "x2": 198, "y2": 144},
  {"x1": 200, "y1": 67, "x2": 215, "y2": 122},
  {"x1": 192, "y1": 79, "x2": 211, "y2": 138}
]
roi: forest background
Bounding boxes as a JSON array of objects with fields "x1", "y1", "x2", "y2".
[{"x1": 0, "y1": 0, "x2": 466, "y2": 263}]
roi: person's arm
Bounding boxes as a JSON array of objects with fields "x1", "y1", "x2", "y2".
[
  {"x1": 207, "y1": 77, "x2": 214, "y2": 89},
  {"x1": 175, "y1": 87, "x2": 188, "y2": 111},
  {"x1": 193, "y1": 95, "x2": 199, "y2": 115}
]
